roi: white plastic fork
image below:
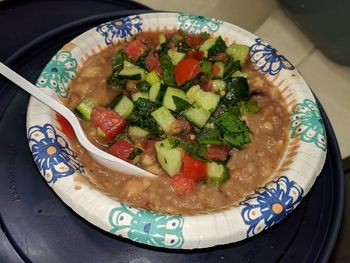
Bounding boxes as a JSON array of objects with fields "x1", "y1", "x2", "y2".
[{"x1": 0, "y1": 62, "x2": 156, "y2": 178}]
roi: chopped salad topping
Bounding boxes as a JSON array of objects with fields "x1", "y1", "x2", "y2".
[{"x1": 73, "y1": 30, "x2": 260, "y2": 195}]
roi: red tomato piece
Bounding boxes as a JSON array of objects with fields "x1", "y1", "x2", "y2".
[
  {"x1": 108, "y1": 140, "x2": 134, "y2": 162},
  {"x1": 56, "y1": 113, "x2": 75, "y2": 139},
  {"x1": 91, "y1": 106, "x2": 126, "y2": 141},
  {"x1": 186, "y1": 50, "x2": 204, "y2": 61},
  {"x1": 170, "y1": 172, "x2": 196, "y2": 195},
  {"x1": 212, "y1": 64, "x2": 221, "y2": 74},
  {"x1": 123, "y1": 39, "x2": 147, "y2": 61},
  {"x1": 144, "y1": 140, "x2": 156, "y2": 155},
  {"x1": 205, "y1": 145, "x2": 231, "y2": 161},
  {"x1": 145, "y1": 52, "x2": 163, "y2": 76},
  {"x1": 183, "y1": 153, "x2": 208, "y2": 181},
  {"x1": 174, "y1": 58, "x2": 201, "y2": 86},
  {"x1": 185, "y1": 35, "x2": 202, "y2": 48}
]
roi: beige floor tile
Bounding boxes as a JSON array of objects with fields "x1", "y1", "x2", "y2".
[{"x1": 298, "y1": 50, "x2": 350, "y2": 158}]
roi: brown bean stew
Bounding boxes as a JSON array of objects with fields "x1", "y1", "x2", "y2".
[{"x1": 63, "y1": 30, "x2": 290, "y2": 215}]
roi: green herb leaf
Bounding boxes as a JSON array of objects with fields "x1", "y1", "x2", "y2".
[
  {"x1": 224, "y1": 57, "x2": 241, "y2": 78},
  {"x1": 208, "y1": 36, "x2": 227, "y2": 57},
  {"x1": 198, "y1": 126, "x2": 224, "y2": 145},
  {"x1": 168, "y1": 136, "x2": 208, "y2": 158},
  {"x1": 158, "y1": 42, "x2": 169, "y2": 57},
  {"x1": 160, "y1": 54, "x2": 176, "y2": 86},
  {"x1": 136, "y1": 81, "x2": 151, "y2": 92},
  {"x1": 214, "y1": 112, "x2": 251, "y2": 148},
  {"x1": 172, "y1": 96, "x2": 192, "y2": 112},
  {"x1": 199, "y1": 61, "x2": 213, "y2": 80},
  {"x1": 215, "y1": 112, "x2": 249, "y2": 133},
  {"x1": 223, "y1": 77, "x2": 250, "y2": 104},
  {"x1": 223, "y1": 131, "x2": 251, "y2": 148},
  {"x1": 136, "y1": 49, "x2": 150, "y2": 69},
  {"x1": 128, "y1": 98, "x2": 162, "y2": 134},
  {"x1": 128, "y1": 147, "x2": 143, "y2": 160}
]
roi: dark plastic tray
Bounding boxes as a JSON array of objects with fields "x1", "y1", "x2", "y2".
[{"x1": 0, "y1": 1, "x2": 344, "y2": 262}]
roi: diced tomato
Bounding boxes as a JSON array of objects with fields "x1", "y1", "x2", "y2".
[
  {"x1": 123, "y1": 39, "x2": 147, "y2": 61},
  {"x1": 170, "y1": 172, "x2": 196, "y2": 195},
  {"x1": 212, "y1": 64, "x2": 221, "y2": 74},
  {"x1": 55, "y1": 113, "x2": 75, "y2": 139},
  {"x1": 174, "y1": 58, "x2": 201, "y2": 86},
  {"x1": 205, "y1": 145, "x2": 231, "y2": 161},
  {"x1": 185, "y1": 34, "x2": 203, "y2": 48},
  {"x1": 108, "y1": 140, "x2": 134, "y2": 162},
  {"x1": 186, "y1": 50, "x2": 204, "y2": 61},
  {"x1": 145, "y1": 52, "x2": 163, "y2": 76},
  {"x1": 183, "y1": 153, "x2": 208, "y2": 181},
  {"x1": 144, "y1": 140, "x2": 156, "y2": 155},
  {"x1": 91, "y1": 106, "x2": 126, "y2": 141}
]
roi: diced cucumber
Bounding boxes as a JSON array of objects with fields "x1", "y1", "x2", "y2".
[
  {"x1": 112, "y1": 95, "x2": 134, "y2": 118},
  {"x1": 97, "y1": 127, "x2": 106, "y2": 138},
  {"x1": 167, "y1": 49, "x2": 186, "y2": 65},
  {"x1": 123, "y1": 60, "x2": 136, "y2": 68},
  {"x1": 213, "y1": 61, "x2": 225, "y2": 78},
  {"x1": 197, "y1": 92, "x2": 220, "y2": 113},
  {"x1": 151, "y1": 106, "x2": 176, "y2": 133},
  {"x1": 159, "y1": 34, "x2": 166, "y2": 44},
  {"x1": 145, "y1": 70, "x2": 161, "y2": 85},
  {"x1": 232, "y1": 70, "x2": 248, "y2": 78},
  {"x1": 200, "y1": 37, "x2": 227, "y2": 58},
  {"x1": 128, "y1": 126, "x2": 150, "y2": 138},
  {"x1": 75, "y1": 98, "x2": 98, "y2": 121},
  {"x1": 132, "y1": 92, "x2": 149, "y2": 102},
  {"x1": 186, "y1": 85, "x2": 201, "y2": 103},
  {"x1": 118, "y1": 61, "x2": 145, "y2": 80},
  {"x1": 186, "y1": 85, "x2": 220, "y2": 113},
  {"x1": 226, "y1": 43, "x2": 250, "y2": 65},
  {"x1": 211, "y1": 79, "x2": 226, "y2": 92},
  {"x1": 199, "y1": 37, "x2": 217, "y2": 58},
  {"x1": 155, "y1": 139, "x2": 183, "y2": 177},
  {"x1": 184, "y1": 107, "x2": 211, "y2": 128},
  {"x1": 162, "y1": 87, "x2": 189, "y2": 111},
  {"x1": 207, "y1": 162, "x2": 229, "y2": 187},
  {"x1": 149, "y1": 82, "x2": 167, "y2": 102}
]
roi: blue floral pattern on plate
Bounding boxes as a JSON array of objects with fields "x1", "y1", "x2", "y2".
[
  {"x1": 28, "y1": 124, "x2": 84, "y2": 185},
  {"x1": 96, "y1": 15, "x2": 142, "y2": 45},
  {"x1": 178, "y1": 13, "x2": 222, "y2": 33},
  {"x1": 36, "y1": 51, "x2": 77, "y2": 97},
  {"x1": 291, "y1": 99, "x2": 326, "y2": 151},
  {"x1": 240, "y1": 176, "x2": 303, "y2": 237},
  {"x1": 250, "y1": 38, "x2": 294, "y2": 75},
  {"x1": 109, "y1": 204, "x2": 184, "y2": 248}
]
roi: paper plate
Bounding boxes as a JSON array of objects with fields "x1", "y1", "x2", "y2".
[{"x1": 26, "y1": 12, "x2": 327, "y2": 249}]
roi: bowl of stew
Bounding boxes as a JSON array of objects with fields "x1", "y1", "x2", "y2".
[{"x1": 26, "y1": 12, "x2": 327, "y2": 249}]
